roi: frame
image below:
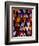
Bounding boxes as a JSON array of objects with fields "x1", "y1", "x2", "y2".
[{"x1": 5, "y1": 1, "x2": 38, "y2": 45}]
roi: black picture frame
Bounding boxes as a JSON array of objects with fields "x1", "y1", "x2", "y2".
[{"x1": 5, "y1": 1, "x2": 38, "y2": 45}]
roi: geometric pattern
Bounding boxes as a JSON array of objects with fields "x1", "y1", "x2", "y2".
[{"x1": 12, "y1": 8, "x2": 32, "y2": 37}]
